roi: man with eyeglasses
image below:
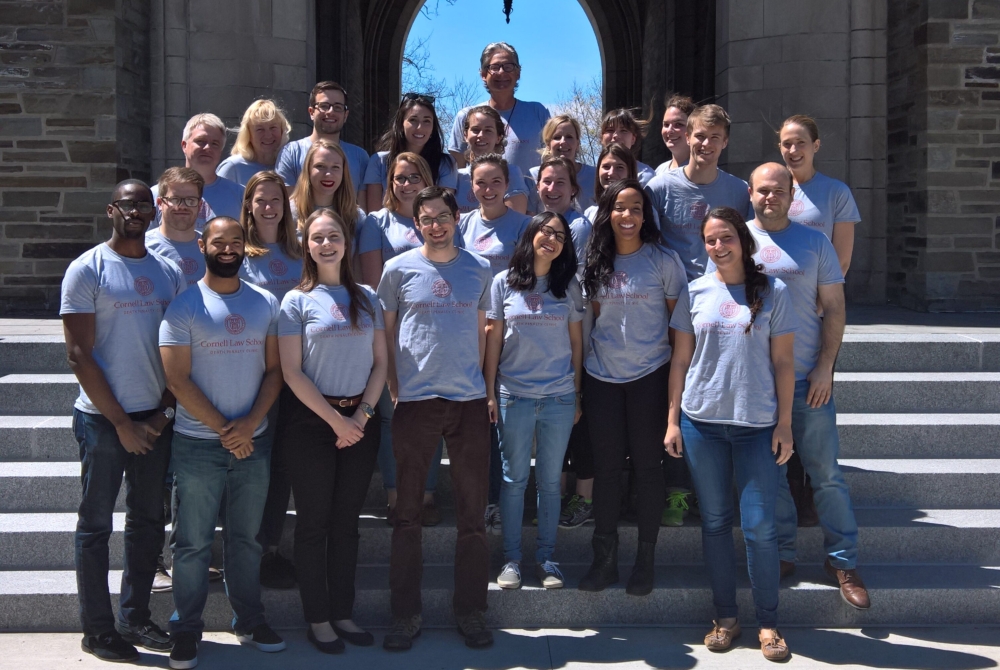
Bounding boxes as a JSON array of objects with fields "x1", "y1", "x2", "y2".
[
  {"x1": 448, "y1": 42, "x2": 550, "y2": 177},
  {"x1": 60, "y1": 180, "x2": 186, "y2": 663},
  {"x1": 147, "y1": 168, "x2": 207, "y2": 288},
  {"x1": 377, "y1": 186, "x2": 494, "y2": 652},
  {"x1": 275, "y1": 81, "x2": 370, "y2": 193}
]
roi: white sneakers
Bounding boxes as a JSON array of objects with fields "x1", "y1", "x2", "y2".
[
  {"x1": 497, "y1": 561, "x2": 522, "y2": 589},
  {"x1": 497, "y1": 560, "x2": 565, "y2": 589}
]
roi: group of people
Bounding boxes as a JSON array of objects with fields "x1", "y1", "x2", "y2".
[{"x1": 62, "y1": 41, "x2": 866, "y2": 668}]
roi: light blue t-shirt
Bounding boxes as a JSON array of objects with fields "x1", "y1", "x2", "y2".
[
  {"x1": 527, "y1": 163, "x2": 597, "y2": 214},
  {"x1": 636, "y1": 160, "x2": 656, "y2": 187},
  {"x1": 377, "y1": 248, "x2": 492, "y2": 402},
  {"x1": 239, "y1": 244, "x2": 304, "y2": 305},
  {"x1": 748, "y1": 221, "x2": 845, "y2": 380},
  {"x1": 456, "y1": 207, "x2": 531, "y2": 276},
  {"x1": 275, "y1": 137, "x2": 369, "y2": 194},
  {"x1": 789, "y1": 172, "x2": 862, "y2": 241},
  {"x1": 362, "y1": 150, "x2": 459, "y2": 191},
  {"x1": 369, "y1": 208, "x2": 423, "y2": 261},
  {"x1": 654, "y1": 160, "x2": 685, "y2": 177},
  {"x1": 216, "y1": 156, "x2": 272, "y2": 187},
  {"x1": 565, "y1": 208, "x2": 592, "y2": 269},
  {"x1": 645, "y1": 167, "x2": 752, "y2": 280},
  {"x1": 670, "y1": 273, "x2": 794, "y2": 427},
  {"x1": 200, "y1": 176, "x2": 245, "y2": 220},
  {"x1": 585, "y1": 243, "x2": 687, "y2": 383},
  {"x1": 278, "y1": 284, "x2": 384, "y2": 397},
  {"x1": 159, "y1": 280, "x2": 280, "y2": 440},
  {"x1": 488, "y1": 271, "x2": 585, "y2": 399},
  {"x1": 150, "y1": 184, "x2": 215, "y2": 232},
  {"x1": 456, "y1": 164, "x2": 528, "y2": 214},
  {"x1": 145, "y1": 228, "x2": 204, "y2": 287},
  {"x1": 60, "y1": 244, "x2": 186, "y2": 415},
  {"x1": 448, "y1": 100, "x2": 551, "y2": 176}
]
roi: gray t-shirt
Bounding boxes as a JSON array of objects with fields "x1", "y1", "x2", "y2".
[
  {"x1": 645, "y1": 167, "x2": 752, "y2": 279},
  {"x1": 488, "y1": 271, "x2": 585, "y2": 398},
  {"x1": 362, "y1": 150, "x2": 459, "y2": 191},
  {"x1": 584, "y1": 243, "x2": 687, "y2": 383},
  {"x1": 200, "y1": 175, "x2": 246, "y2": 220},
  {"x1": 370, "y1": 208, "x2": 424, "y2": 261},
  {"x1": 456, "y1": 207, "x2": 531, "y2": 276},
  {"x1": 159, "y1": 280, "x2": 280, "y2": 439},
  {"x1": 145, "y1": 228, "x2": 205, "y2": 287},
  {"x1": 565, "y1": 208, "x2": 592, "y2": 269},
  {"x1": 278, "y1": 284, "x2": 384, "y2": 397},
  {"x1": 636, "y1": 160, "x2": 656, "y2": 187},
  {"x1": 455, "y1": 165, "x2": 528, "y2": 214},
  {"x1": 654, "y1": 160, "x2": 685, "y2": 176},
  {"x1": 670, "y1": 274, "x2": 794, "y2": 426},
  {"x1": 748, "y1": 221, "x2": 845, "y2": 380},
  {"x1": 239, "y1": 244, "x2": 304, "y2": 305},
  {"x1": 448, "y1": 100, "x2": 551, "y2": 176},
  {"x1": 377, "y1": 248, "x2": 492, "y2": 402},
  {"x1": 216, "y1": 156, "x2": 271, "y2": 187},
  {"x1": 789, "y1": 171, "x2": 862, "y2": 241},
  {"x1": 60, "y1": 243, "x2": 185, "y2": 414},
  {"x1": 275, "y1": 137, "x2": 369, "y2": 193}
]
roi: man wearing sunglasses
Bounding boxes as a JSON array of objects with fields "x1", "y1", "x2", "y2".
[
  {"x1": 275, "y1": 81, "x2": 370, "y2": 194},
  {"x1": 448, "y1": 42, "x2": 550, "y2": 177},
  {"x1": 60, "y1": 181, "x2": 187, "y2": 663},
  {"x1": 147, "y1": 168, "x2": 207, "y2": 288}
]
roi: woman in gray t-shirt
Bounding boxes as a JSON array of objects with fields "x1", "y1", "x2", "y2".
[{"x1": 664, "y1": 206, "x2": 795, "y2": 661}]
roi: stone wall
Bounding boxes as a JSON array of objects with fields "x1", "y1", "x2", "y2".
[{"x1": 887, "y1": 0, "x2": 1000, "y2": 311}]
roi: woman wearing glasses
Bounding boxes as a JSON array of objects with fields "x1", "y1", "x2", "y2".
[
  {"x1": 448, "y1": 42, "x2": 551, "y2": 177},
  {"x1": 456, "y1": 106, "x2": 529, "y2": 214},
  {"x1": 363, "y1": 94, "x2": 458, "y2": 214},
  {"x1": 217, "y1": 99, "x2": 292, "y2": 187}
]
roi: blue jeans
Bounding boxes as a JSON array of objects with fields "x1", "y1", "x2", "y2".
[
  {"x1": 377, "y1": 385, "x2": 443, "y2": 492},
  {"x1": 169, "y1": 431, "x2": 272, "y2": 634},
  {"x1": 775, "y1": 379, "x2": 859, "y2": 568},
  {"x1": 498, "y1": 392, "x2": 576, "y2": 563},
  {"x1": 73, "y1": 409, "x2": 172, "y2": 635},
  {"x1": 681, "y1": 413, "x2": 780, "y2": 628}
]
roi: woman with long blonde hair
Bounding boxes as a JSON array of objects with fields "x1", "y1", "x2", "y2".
[{"x1": 218, "y1": 99, "x2": 292, "y2": 186}]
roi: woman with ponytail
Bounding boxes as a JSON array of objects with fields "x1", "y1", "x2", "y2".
[{"x1": 663, "y1": 206, "x2": 795, "y2": 662}]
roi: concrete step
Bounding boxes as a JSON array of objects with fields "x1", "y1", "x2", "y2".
[
  {"x1": 0, "y1": 375, "x2": 78, "y2": 416},
  {"x1": 0, "y1": 416, "x2": 75, "y2": 460},
  {"x1": 0, "y1": 336, "x2": 68, "y2": 375},
  {"x1": 836, "y1": 334, "x2": 1000, "y2": 372},
  {"x1": 4, "y1": 508, "x2": 1000, "y2": 571},
  {"x1": 833, "y1": 373, "x2": 1000, "y2": 413},
  {"x1": 1, "y1": 563, "x2": 998, "y2": 630}
]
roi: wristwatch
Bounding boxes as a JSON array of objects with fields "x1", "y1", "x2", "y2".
[
  {"x1": 359, "y1": 402, "x2": 375, "y2": 420},
  {"x1": 161, "y1": 406, "x2": 175, "y2": 422}
]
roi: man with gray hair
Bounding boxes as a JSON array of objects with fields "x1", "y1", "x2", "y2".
[{"x1": 448, "y1": 42, "x2": 550, "y2": 176}]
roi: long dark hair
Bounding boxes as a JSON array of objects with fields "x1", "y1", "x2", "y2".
[
  {"x1": 702, "y1": 206, "x2": 769, "y2": 334},
  {"x1": 595, "y1": 142, "x2": 637, "y2": 201},
  {"x1": 298, "y1": 208, "x2": 374, "y2": 329},
  {"x1": 583, "y1": 178, "x2": 661, "y2": 298},
  {"x1": 376, "y1": 95, "x2": 453, "y2": 189},
  {"x1": 507, "y1": 212, "x2": 577, "y2": 299}
]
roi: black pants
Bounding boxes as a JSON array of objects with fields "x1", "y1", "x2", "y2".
[
  {"x1": 256, "y1": 403, "x2": 289, "y2": 551},
  {"x1": 584, "y1": 364, "x2": 669, "y2": 543},
  {"x1": 562, "y1": 411, "x2": 595, "y2": 480},
  {"x1": 279, "y1": 387, "x2": 380, "y2": 623}
]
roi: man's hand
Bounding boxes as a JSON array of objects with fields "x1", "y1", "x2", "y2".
[
  {"x1": 220, "y1": 416, "x2": 257, "y2": 450},
  {"x1": 806, "y1": 365, "x2": 833, "y2": 408},
  {"x1": 116, "y1": 420, "x2": 155, "y2": 455},
  {"x1": 231, "y1": 442, "x2": 255, "y2": 459}
]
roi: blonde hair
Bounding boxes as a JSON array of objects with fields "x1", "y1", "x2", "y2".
[
  {"x1": 291, "y1": 139, "x2": 358, "y2": 241},
  {"x1": 230, "y1": 99, "x2": 292, "y2": 162},
  {"x1": 383, "y1": 152, "x2": 434, "y2": 212},
  {"x1": 540, "y1": 114, "x2": 582, "y2": 162},
  {"x1": 240, "y1": 171, "x2": 301, "y2": 260}
]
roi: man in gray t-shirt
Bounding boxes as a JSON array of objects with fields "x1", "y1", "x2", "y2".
[
  {"x1": 60, "y1": 180, "x2": 184, "y2": 660},
  {"x1": 159, "y1": 217, "x2": 285, "y2": 659},
  {"x1": 377, "y1": 187, "x2": 494, "y2": 650},
  {"x1": 749, "y1": 163, "x2": 870, "y2": 611},
  {"x1": 146, "y1": 167, "x2": 206, "y2": 287}
]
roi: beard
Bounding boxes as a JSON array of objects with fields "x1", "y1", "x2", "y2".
[{"x1": 205, "y1": 251, "x2": 243, "y2": 278}]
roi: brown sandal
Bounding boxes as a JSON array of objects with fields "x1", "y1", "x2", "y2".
[
  {"x1": 759, "y1": 628, "x2": 789, "y2": 662},
  {"x1": 704, "y1": 620, "x2": 741, "y2": 651}
]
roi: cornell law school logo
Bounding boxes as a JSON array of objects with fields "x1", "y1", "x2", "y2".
[
  {"x1": 269, "y1": 259, "x2": 288, "y2": 276},
  {"x1": 474, "y1": 235, "x2": 492, "y2": 252},
  {"x1": 225, "y1": 314, "x2": 246, "y2": 335},
  {"x1": 179, "y1": 258, "x2": 199, "y2": 275},
  {"x1": 788, "y1": 199, "x2": 805, "y2": 216},
  {"x1": 431, "y1": 279, "x2": 452, "y2": 298},
  {"x1": 405, "y1": 228, "x2": 420, "y2": 245},
  {"x1": 525, "y1": 293, "x2": 543, "y2": 312},
  {"x1": 133, "y1": 276, "x2": 154, "y2": 296},
  {"x1": 719, "y1": 300, "x2": 741, "y2": 319},
  {"x1": 330, "y1": 303, "x2": 345, "y2": 321},
  {"x1": 688, "y1": 201, "x2": 709, "y2": 220},
  {"x1": 609, "y1": 271, "x2": 629, "y2": 290},
  {"x1": 760, "y1": 245, "x2": 782, "y2": 264}
]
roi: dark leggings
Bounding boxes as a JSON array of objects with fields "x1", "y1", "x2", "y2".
[
  {"x1": 584, "y1": 364, "x2": 669, "y2": 543},
  {"x1": 562, "y1": 411, "x2": 596, "y2": 480}
]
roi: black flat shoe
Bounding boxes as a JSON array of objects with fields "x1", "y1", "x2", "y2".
[
  {"x1": 307, "y1": 627, "x2": 345, "y2": 654},
  {"x1": 332, "y1": 623, "x2": 375, "y2": 647}
]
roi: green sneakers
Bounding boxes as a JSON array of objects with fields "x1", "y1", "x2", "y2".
[{"x1": 661, "y1": 490, "x2": 691, "y2": 527}]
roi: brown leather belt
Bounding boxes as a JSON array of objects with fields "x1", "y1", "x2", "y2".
[{"x1": 325, "y1": 394, "x2": 363, "y2": 408}]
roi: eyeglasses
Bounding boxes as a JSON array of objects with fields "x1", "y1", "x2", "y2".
[
  {"x1": 539, "y1": 224, "x2": 567, "y2": 244},
  {"x1": 112, "y1": 199, "x2": 154, "y2": 215},
  {"x1": 160, "y1": 196, "x2": 200, "y2": 208},
  {"x1": 401, "y1": 92, "x2": 435, "y2": 106},
  {"x1": 486, "y1": 62, "x2": 519, "y2": 74},
  {"x1": 392, "y1": 173, "x2": 424, "y2": 185},
  {"x1": 417, "y1": 213, "x2": 455, "y2": 227},
  {"x1": 314, "y1": 102, "x2": 347, "y2": 114}
]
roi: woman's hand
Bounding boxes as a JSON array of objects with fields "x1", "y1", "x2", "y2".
[
  {"x1": 664, "y1": 423, "x2": 683, "y2": 459},
  {"x1": 329, "y1": 412, "x2": 364, "y2": 448},
  {"x1": 574, "y1": 394, "x2": 582, "y2": 425},
  {"x1": 772, "y1": 423, "x2": 794, "y2": 465},
  {"x1": 487, "y1": 394, "x2": 498, "y2": 424}
]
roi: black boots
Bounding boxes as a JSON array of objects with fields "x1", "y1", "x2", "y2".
[
  {"x1": 626, "y1": 541, "x2": 656, "y2": 596},
  {"x1": 578, "y1": 532, "x2": 619, "y2": 591}
]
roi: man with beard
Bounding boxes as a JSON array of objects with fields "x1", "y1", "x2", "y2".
[
  {"x1": 159, "y1": 217, "x2": 285, "y2": 669},
  {"x1": 147, "y1": 167, "x2": 206, "y2": 288},
  {"x1": 61, "y1": 180, "x2": 185, "y2": 663},
  {"x1": 275, "y1": 81, "x2": 369, "y2": 194}
]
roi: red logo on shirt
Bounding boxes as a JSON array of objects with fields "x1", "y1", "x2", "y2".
[
  {"x1": 269, "y1": 259, "x2": 287, "y2": 276},
  {"x1": 760, "y1": 245, "x2": 782, "y2": 264},
  {"x1": 788, "y1": 200, "x2": 805, "y2": 216},
  {"x1": 689, "y1": 201, "x2": 710, "y2": 220},
  {"x1": 225, "y1": 314, "x2": 246, "y2": 335},
  {"x1": 719, "y1": 300, "x2": 741, "y2": 319},
  {"x1": 404, "y1": 228, "x2": 420, "y2": 244},
  {"x1": 330, "y1": 303, "x2": 345, "y2": 320},
  {"x1": 474, "y1": 235, "x2": 492, "y2": 252},
  {"x1": 609, "y1": 271, "x2": 629, "y2": 289},
  {"x1": 133, "y1": 276, "x2": 154, "y2": 296},
  {"x1": 525, "y1": 293, "x2": 543, "y2": 312},
  {"x1": 431, "y1": 279, "x2": 452, "y2": 298},
  {"x1": 179, "y1": 258, "x2": 198, "y2": 275}
]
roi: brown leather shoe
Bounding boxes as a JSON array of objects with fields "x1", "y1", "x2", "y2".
[
  {"x1": 759, "y1": 628, "x2": 789, "y2": 661},
  {"x1": 704, "y1": 621, "x2": 741, "y2": 651},
  {"x1": 421, "y1": 500, "x2": 442, "y2": 527},
  {"x1": 780, "y1": 560, "x2": 796, "y2": 579},
  {"x1": 824, "y1": 559, "x2": 871, "y2": 609}
]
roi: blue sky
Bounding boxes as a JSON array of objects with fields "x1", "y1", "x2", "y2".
[{"x1": 405, "y1": 0, "x2": 602, "y2": 108}]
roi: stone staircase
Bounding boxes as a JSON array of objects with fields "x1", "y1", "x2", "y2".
[{"x1": 1, "y1": 332, "x2": 999, "y2": 631}]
